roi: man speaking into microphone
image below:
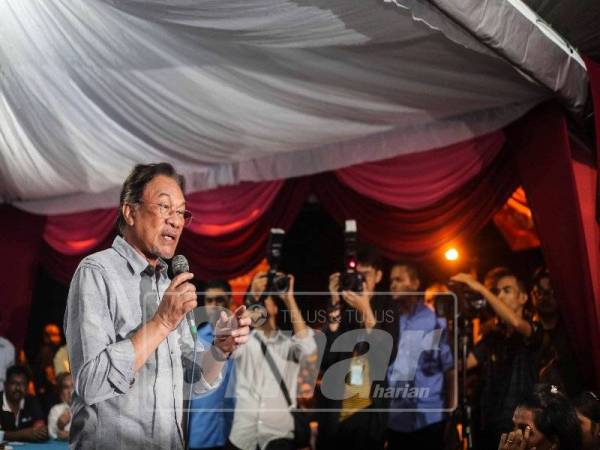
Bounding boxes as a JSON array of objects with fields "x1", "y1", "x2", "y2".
[{"x1": 64, "y1": 163, "x2": 251, "y2": 450}]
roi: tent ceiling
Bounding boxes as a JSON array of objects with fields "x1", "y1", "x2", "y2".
[{"x1": 0, "y1": 0, "x2": 590, "y2": 214}]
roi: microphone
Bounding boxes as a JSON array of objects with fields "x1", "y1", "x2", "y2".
[{"x1": 171, "y1": 255, "x2": 197, "y2": 338}]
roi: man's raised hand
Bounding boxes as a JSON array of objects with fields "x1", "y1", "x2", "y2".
[{"x1": 213, "y1": 305, "x2": 251, "y2": 355}]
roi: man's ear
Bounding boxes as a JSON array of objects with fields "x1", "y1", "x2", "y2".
[
  {"x1": 519, "y1": 291, "x2": 528, "y2": 306},
  {"x1": 375, "y1": 269, "x2": 383, "y2": 285},
  {"x1": 411, "y1": 278, "x2": 420, "y2": 292},
  {"x1": 122, "y1": 203, "x2": 135, "y2": 227}
]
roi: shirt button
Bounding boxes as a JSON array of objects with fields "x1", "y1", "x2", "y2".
[{"x1": 258, "y1": 420, "x2": 262, "y2": 425}]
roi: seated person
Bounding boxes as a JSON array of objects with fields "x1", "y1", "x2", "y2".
[
  {"x1": 572, "y1": 391, "x2": 600, "y2": 450},
  {"x1": 500, "y1": 384, "x2": 581, "y2": 450},
  {"x1": 0, "y1": 365, "x2": 48, "y2": 442},
  {"x1": 48, "y1": 371, "x2": 73, "y2": 440}
]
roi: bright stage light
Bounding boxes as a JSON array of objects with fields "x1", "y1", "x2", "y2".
[{"x1": 444, "y1": 248, "x2": 459, "y2": 261}]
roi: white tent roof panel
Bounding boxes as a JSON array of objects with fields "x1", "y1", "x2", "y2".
[{"x1": 0, "y1": 0, "x2": 588, "y2": 213}]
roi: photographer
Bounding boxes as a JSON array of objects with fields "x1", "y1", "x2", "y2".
[
  {"x1": 450, "y1": 269, "x2": 543, "y2": 450},
  {"x1": 227, "y1": 271, "x2": 316, "y2": 450},
  {"x1": 315, "y1": 247, "x2": 388, "y2": 450}
]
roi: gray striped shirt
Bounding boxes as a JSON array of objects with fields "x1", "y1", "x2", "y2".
[{"x1": 65, "y1": 236, "x2": 219, "y2": 450}]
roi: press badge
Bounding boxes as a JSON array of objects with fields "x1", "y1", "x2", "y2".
[{"x1": 349, "y1": 359, "x2": 365, "y2": 386}]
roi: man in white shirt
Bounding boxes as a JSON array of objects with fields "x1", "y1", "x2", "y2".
[
  {"x1": 228, "y1": 272, "x2": 317, "y2": 450},
  {"x1": 48, "y1": 372, "x2": 74, "y2": 440}
]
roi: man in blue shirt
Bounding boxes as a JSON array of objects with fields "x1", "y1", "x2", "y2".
[
  {"x1": 188, "y1": 280, "x2": 236, "y2": 450},
  {"x1": 384, "y1": 263, "x2": 454, "y2": 450}
]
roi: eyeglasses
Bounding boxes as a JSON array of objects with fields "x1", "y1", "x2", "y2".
[{"x1": 138, "y1": 201, "x2": 193, "y2": 226}]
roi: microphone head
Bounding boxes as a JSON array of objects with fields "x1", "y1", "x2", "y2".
[{"x1": 171, "y1": 254, "x2": 189, "y2": 276}]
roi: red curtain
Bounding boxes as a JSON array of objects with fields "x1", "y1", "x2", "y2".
[
  {"x1": 0, "y1": 206, "x2": 46, "y2": 350},
  {"x1": 314, "y1": 143, "x2": 517, "y2": 260},
  {"x1": 586, "y1": 57, "x2": 600, "y2": 168},
  {"x1": 512, "y1": 104, "x2": 600, "y2": 387},
  {"x1": 180, "y1": 178, "x2": 309, "y2": 280},
  {"x1": 335, "y1": 130, "x2": 505, "y2": 209}
]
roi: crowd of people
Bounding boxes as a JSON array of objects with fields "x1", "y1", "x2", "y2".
[
  {"x1": 0, "y1": 246, "x2": 599, "y2": 450},
  {"x1": 183, "y1": 246, "x2": 598, "y2": 450},
  {"x1": 0, "y1": 356, "x2": 73, "y2": 442}
]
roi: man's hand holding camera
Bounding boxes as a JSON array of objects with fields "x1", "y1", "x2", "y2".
[
  {"x1": 451, "y1": 272, "x2": 532, "y2": 337},
  {"x1": 328, "y1": 270, "x2": 377, "y2": 330},
  {"x1": 328, "y1": 272, "x2": 341, "y2": 306},
  {"x1": 450, "y1": 273, "x2": 483, "y2": 293},
  {"x1": 281, "y1": 274, "x2": 310, "y2": 338},
  {"x1": 341, "y1": 282, "x2": 377, "y2": 330},
  {"x1": 249, "y1": 271, "x2": 268, "y2": 301}
]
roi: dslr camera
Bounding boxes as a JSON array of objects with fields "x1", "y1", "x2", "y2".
[
  {"x1": 447, "y1": 280, "x2": 487, "y2": 319},
  {"x1": 266, "y1": 228, "x2": 290, "y2": 295},
  {"x1": 339, "y1": 220, "x2": 364, "y2": 293}
]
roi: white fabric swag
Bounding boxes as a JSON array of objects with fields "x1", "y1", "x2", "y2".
[{"x1": 0, "y1": 0, "x2": 587, "y2": 214}]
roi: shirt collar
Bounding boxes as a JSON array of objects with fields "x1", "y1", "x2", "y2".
[
  {"x1": 410, "y1": 299, "x2": 428, "y2": 317},
  {"x1": 112, "y1": 235, "x2": 168, "y2": 277},
  {"x1": 2, "y1": 391, "x2": 24, "y2": 413},
  {"x1": 255, "y1": 328, "x2": 284, "y2": 343}
]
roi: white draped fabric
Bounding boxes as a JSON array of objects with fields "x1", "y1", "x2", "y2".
[{"x1": 0, "y1": 0, "x2": 587, "y2": 213}]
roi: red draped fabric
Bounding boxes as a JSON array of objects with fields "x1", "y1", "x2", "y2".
[
  {"x1": 180, "y1": 178, "x2": 309, "y2": 280},
  {"x1": 512, "y1": 104, "x2": 600, "y2": 387},
  {"x1": 335, "y1": 130, "x2": 505, "y2": 210},
  {"x1": 0, "y1": 206, "x2": 46, "y2": 350},
  {"x1": 185, "y1": 181, "x2": 284, "y2": 236},
  {"x1": 572, "y1": 154, "x2": 600, "y2": 385},
  {"x1": 315, "y1": 143, "x2": 517, "y2": 260},
  {"x1": 44, "y1": 208, "x2": 116, "y2": 255},
  {"x1": 586, "y1": 57, "x2": 600, "y2": 167}
]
